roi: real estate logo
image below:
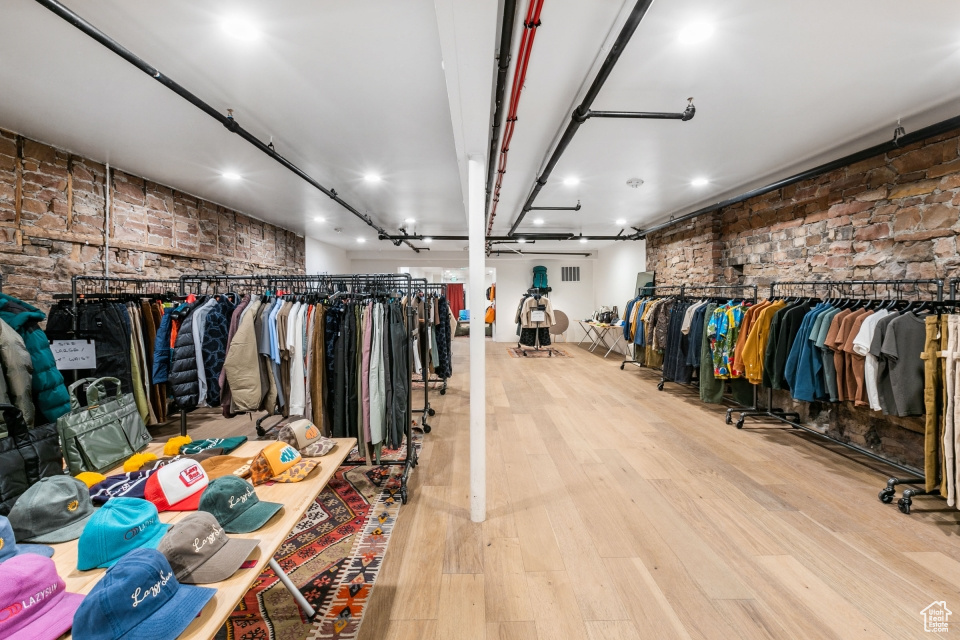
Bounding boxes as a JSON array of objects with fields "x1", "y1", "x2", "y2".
[{"x1": 921, "y1": 601, "x2": 951, "y2": 633}]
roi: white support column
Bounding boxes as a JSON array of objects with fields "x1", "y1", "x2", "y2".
[{"x1": 468, "y1": 157, "x2": 486, "y2": 523}]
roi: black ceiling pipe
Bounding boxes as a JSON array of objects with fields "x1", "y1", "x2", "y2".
[
  {"x1": 378, "y1": 233, "x2": 636, "y2": 241},
  {"x1": 636, "y1": 113, "x2": 960, "y2": 239},
  {"x1": 529, "y1": 201, "x2": 581, "y2": 211},
  {"x1": 491, "y1": 251, "x2": 593, "y2": 256},
  {"x1": 485, "y1": 0, "x2": 519, "y2": 218},
  {"x1": 35, "y1": 0, "x2": 423, "y2": 253},
  {"x1": 506, "y1": 0, "x2": 694, "y2": 236}
]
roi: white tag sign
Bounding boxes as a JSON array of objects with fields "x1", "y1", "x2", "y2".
[
  {"x1": 51, "y1": 340, "x2": 97, "y2": 370},
  {"x1": 530, "y1": 310, "x2": 546, "y2": 323}
]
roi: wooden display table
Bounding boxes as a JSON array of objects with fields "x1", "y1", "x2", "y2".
[{"x1": 51, "y1": 437, "x2": 354, "y2": 639}]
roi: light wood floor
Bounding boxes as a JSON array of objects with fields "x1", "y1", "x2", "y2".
[{"x1": 355, "y1": 337, "x2": 960, "y2": 640}]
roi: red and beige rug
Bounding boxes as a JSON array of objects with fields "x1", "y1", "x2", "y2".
[{"x1": 217, "y1": 435, "x2": 417, "y2": 640}]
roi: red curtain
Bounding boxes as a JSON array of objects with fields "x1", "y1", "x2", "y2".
[{"x1": 446, "y1": 283, "x2": 465, "y2": 318}]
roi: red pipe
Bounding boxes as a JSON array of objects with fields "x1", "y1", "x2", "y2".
[{"x1": 487, "y1": 0, "x2": 544, "y2": 235}]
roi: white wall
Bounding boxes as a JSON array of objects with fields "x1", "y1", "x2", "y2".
[
  {"x1": 305, "y1": 237, "x2": 351, "y2": 274},
  {"x1": 591, "y1": 240, "x2": 647, "y2": 354},
  {"x1": 490, "y1": 257, "x2": 595, "y2": 343}
]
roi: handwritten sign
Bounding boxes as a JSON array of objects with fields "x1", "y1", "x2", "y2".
[
  {"x1": 530, "y1": 310, "x2": 546, "y2": 323},
  {"x1": 51, "y1": 340, "x2": 96, "y2": 370}
]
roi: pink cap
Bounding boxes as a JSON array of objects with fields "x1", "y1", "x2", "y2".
[{"x1": 0, "y1": 554, "x2": 84, "y2": 640}]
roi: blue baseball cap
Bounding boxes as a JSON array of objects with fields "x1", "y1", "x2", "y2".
[
  {"x1": 77, "y1": 498, "x2": 169, "y2": 570},
  {"x1": 72, "y1": 548, "x2": 215, "y2": 640},
  {"x1": 0, "y1": 516, "x2": 53, "y2": 563}
]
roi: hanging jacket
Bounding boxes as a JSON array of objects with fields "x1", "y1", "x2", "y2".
[
  {"x1": 0, "y1": 317, "x2": 35, "y2": 427},
  {"x1": 168, "y1": 301, "x2": 201, "y2": 411},
  {"x1": 0, "y1": 294, "x2": 70, "y2": 424},
  {"x1": 152, "y1": 306, "x2": 175, "y2": 384},
  {"x1": 201, "y1": 297, "x2": 234, "y2": 407},
  {"x1": 223, "y1": 298, "x2": 263, "y2": 412}
]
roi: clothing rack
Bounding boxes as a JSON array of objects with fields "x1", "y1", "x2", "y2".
[
  {"x1": 257, "y1": 273, "x2": 420, "y2": 504},
  {"x1": 729, "y1": 278, "x2": 944, "y2": 515},
  {"x1": 620, "y1": 284, "x2": 684, "y2": 370},
  {"x1": 517, "y1": 287, "x2": 555, "y2": 355},
  {"x1": 658, "y1": 284, "x2": 758, "y2": 393},
  {"x1": 420, "y1": 283, "x2": 449, "y2": 396},
  {"x1": 409, "y1": 278, "x2": 434, "y2": 433},
  {"x1": 178, "y1": 274, "x2": 275, "y2": 297}
]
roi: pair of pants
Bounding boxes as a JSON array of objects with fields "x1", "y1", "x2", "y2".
[
  {"x1": 944, "y1": 316, "x2": 959, "y2": 505},
  {"x1": 922, "y1": 316, "x2": 944, "y2": 493}
]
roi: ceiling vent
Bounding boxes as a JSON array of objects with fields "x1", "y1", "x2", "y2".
[
  {"x1": 626, "y1": 178, "x2": 644, "y2": 189},
  {"x1": 561, "y1": 266, "x2": 580, "y2": 282}
]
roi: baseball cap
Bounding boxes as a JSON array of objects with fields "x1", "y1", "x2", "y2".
[
  {"x1": 0, "y1": 554, "x2": 84, "y2": 640},
  {"x1": 0, "y1": 516, "x2": 53, "y2": 563},
  {"x1": 88, "y1": 470, "x2": 154, "y2": 505},
  {"x1": 201, "y1": 455, "x2": 252, "y2": 480},
  {"x1": 157, "y1": 512, "x2": 260, "y2": 584},
  {"x1": 77, "y1": 497, "x2": 169, "y2": 570},
  {"x1": 72, "y1": 548, "x2": 214, "y2": 640},
  {"x1": 198, "y1": 476, "x2": 283, "y2": 534},
  {"x1": 249, "y1": 442, "x2": 319, "y2": 485},
  {"x1": 277, "y1": 419, "x2": 335, "y2": 457},
  {"x1": 180, "y1": 436, "x2": 247, "y2": 455},
  {"x1": 144, "y1": 458, "x2": 210, "y2": 511},
  {"x1": 8, "y1": 476, "x2": 94, "y2": 543}
]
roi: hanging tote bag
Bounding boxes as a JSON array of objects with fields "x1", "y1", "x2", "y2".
[
  {"x1": 57, "y1": 377, "x2": 152, "y2": 474},
  {"x1": 0, "y1": 404, "x2": 64, "y2": 516}
]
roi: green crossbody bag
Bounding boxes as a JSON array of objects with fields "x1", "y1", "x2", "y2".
[{"x1": 57, "y1": 377, "x2": 152, "y2": 474}]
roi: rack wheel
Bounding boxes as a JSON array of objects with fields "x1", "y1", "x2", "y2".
[
  {"x1": 423, "y1": 424, "x2": 432, "y2": 434},
  {"x1": 878, "y1": 489, "x2": 895, "y2": 504},
  {"x1": 897, "y1": 497, "x2": 911, "y2": 514},
  {"x1": 401, "y1": 488, "x2": 408, "y2": 504},
  {"x1": 440, "y1": 388, "x2": 446, "y2": 395},
  {"x1": 620, "y1": 363, "x2": 625, "y2": 370},
  {"x1": 428, "y1": 408, "x2": 436, "y2": 416},
  {"x1": 736, "y1": 418, "x2": 745, "y2": 429},
  {"x1": 725, "y1": 413, "x2": 733, "y2": 425},
  {"x1": 657, "y1": 381, "x2": 665, "y2": 391}
]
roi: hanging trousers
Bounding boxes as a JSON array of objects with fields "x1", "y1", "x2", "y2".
[{"x1": 922, "y1": 316, "x2": 943, "y2": 492}]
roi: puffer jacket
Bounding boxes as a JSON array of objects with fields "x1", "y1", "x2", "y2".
[
  {"x1": 168, "y1": 301, "x2": 201, "y2": 411},
  {"x1": 0, "y1": 318, "x2": 35, "y2": 427},
  {"x1": 152, "y1": 307, "x2": 177, "y2": 384},
  {"x1": 0, "y1": 294, "x2": 70, "y2": 424}
]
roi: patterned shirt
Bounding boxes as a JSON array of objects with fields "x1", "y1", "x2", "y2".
[{"x1": 707, "y1": 303, "x2": 748, "y2": 378}]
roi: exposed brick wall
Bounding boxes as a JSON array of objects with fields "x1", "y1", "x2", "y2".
[
  {"x1": 0, "y1": 128, "x2": 304, "y2": 307},
  {"x1": 644, "y1": 127, "x2": 960, "y2": 471}
]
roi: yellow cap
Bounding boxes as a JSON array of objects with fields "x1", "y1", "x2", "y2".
[
  {"x1": 163, "y1": 435, "x2": 192, "y2": 456},
  {"x1": 123, "y1": 451, "x2": 158, "y2": 472},
  {"x1": 75, "y1": 471, "x2": 107, "y2": 488}
]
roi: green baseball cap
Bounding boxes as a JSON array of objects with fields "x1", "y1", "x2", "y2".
[
  {"x1": 197, "y1": 476, "x2": 283, "y2": 534},
  {"x1": 8, "y1": 476, "x2": 95, "y2": 543}
]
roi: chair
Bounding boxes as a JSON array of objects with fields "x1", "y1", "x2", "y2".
[{"x1": 550, "y1": 310, "x2": 569, "y2": 342}]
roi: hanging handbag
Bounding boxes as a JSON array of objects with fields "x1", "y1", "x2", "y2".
[
  {"x1": 0, "y1": 404, "x2": 64, "y2": 516},
  {"x1": 57, "y1": 377, "x2": 152, "y2": 475}
]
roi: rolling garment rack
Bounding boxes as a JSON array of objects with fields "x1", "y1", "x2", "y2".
[
  {"x1": 726, "y1": 279, "x2": 945, "y2": 515},
  {"x1": 266, "y1": 273, "x2": 420, "y2": 504},
  {"x1": 178, "y1": 275, "x2": 278, "y2": 437},
  {"x1": 517, "y1": 287, "x2": 555, "y2": 355},
  {"x1": 421, "y1": 282, "x2": 449, "y2": 396},
  {"x1": 620, "y1": 284, "x2": 684, "y2": 370},
  {"x1": 658, "y1": 284, "x2": 758, "y2": 402},
  {"x1": 410, "y1": 280, "x2": 439, "y2": 433}
]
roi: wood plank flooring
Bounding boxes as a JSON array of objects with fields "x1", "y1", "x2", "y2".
[{"x1": 357, "y1": 338, "x2": 960, "y2": 640}]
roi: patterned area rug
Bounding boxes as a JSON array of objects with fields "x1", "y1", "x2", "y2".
[
  {"x1": 217, "y1": 433, "x2": 419, "y2": 640},
  {"x1": 507, "y1": 346, "x2": 569, "y2": 358}
]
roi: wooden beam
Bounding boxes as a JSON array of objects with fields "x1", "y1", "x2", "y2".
[
  {"x1": 66, "y1": 154, "x2": 73, "y2": 230},
  {"x1": 13, "y1": 135, "x2": 22, "y2": 228}
]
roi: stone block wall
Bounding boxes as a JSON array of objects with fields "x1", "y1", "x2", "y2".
[
  {"x1": 0, "y1": 128, "x2": 305, "y2": 308},
  {"x1": 644, "y1": 127, "x2": 960, "y2": 471}
]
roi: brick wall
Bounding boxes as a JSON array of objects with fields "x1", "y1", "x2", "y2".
[
  {"x1": 644, "y1": 127, "x2": 960, "y2": 470},
  {"x1": 0, "y1": 128, "x2": 305, "y2": 307}
]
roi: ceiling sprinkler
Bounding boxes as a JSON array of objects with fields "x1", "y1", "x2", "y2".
[{"x1": 626, "y1": 178, "x2": 644, "y2": 189}]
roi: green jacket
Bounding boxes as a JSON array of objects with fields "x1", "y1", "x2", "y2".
[{"x1": 0, "y1": 294, "x2": 70, "y2": 424}]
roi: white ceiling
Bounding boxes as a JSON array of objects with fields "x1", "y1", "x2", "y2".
[{"x1": 2, "y1": 0, "x2": 960, "y2": 255}]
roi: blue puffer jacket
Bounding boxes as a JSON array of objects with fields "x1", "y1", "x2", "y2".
[
  {"x1": 0, "y1": 294, "x2": 71, "y2": 423},
  {"x1": 152, "y1": 310, "x2": 175, "y2": 384}
]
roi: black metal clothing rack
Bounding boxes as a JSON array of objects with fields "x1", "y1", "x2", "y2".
[
  {"x1": 420, "y1": 283, "x2": 449, "y2": 396},
  {"x1": 258, "y1": 273, "x2": 420, "y2": 504},
  {"x1": 517, "y1": 287, "x2": 557, "y2": 355},
  {"x1": 727, "y1": 278, "x2": 946, "y2": 515},
  {"x1": 619, "y1": 284, "x2": 683, "y2": 370}
]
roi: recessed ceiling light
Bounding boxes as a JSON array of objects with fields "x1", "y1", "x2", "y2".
[
  {"x1": 691, "y1": 177, "x2": 710, "y2": 187},
  {"x1": 534, "y1": 218, "x2": 544, "y2": 225},
  {"x1": 423, "y1": 237, "x2": 433, "y2": 243},
  {"x1": 313, "y1": 216, "x2": 325, "y2": 222},
  {"x1": 221, "y1": 16, "x2": 260, "y2": 41},
  {"x1": 357, "y1": 237, "x2": 366, "y2": 243},
  {"x1": 363, "y1": 174, "x2": 382, "y2": 183},
  {"x1": 616, "y1": 218, "x2": 627, "y2": 225},
  {"x1": 221, "y1": 172, "x2": 242, "y2": 181},
  {"x1": 579, "y1": 237, "x2": 588, "y2": 244},
  {"x1": 517, "y1": 238, "x2": 527, "y2": 244},
  {"x1": 404, "y1": 217, "x2": 416, "y2": 224},
  {"x1": 679, "y1": 21, "x2": 714, "y2": 45},
  {"x1": 563, "y1": 177, "x2": 580, "y2": 186}
]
